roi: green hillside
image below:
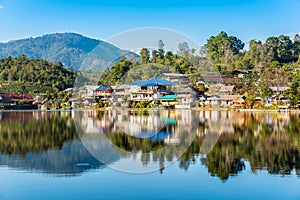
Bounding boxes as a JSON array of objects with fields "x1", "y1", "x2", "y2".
[{"x1": 0, "y1": 55, "x2": 76, "y2": 94}]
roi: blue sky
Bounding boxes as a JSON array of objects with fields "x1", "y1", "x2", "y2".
[{"x1": 0, "y1": 0, "x2": 300, "y2": 46}]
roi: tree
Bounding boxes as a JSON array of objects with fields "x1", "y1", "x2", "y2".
[
  {"x1": 158, "y1": 39, "x2": 164, "y2": 49},
  {"x1": 293, "y1": 34, "x2": 300, "y2": 61},
  {"x1": 178, "y1": 41, "x2": 190, "y2": 55},
  {"x1": 98, "y1": 57, "x2": 132, "y2": 85},
  {"x1": 140, "y1": 48, "x2": 150, "y2": 64},
  {"x1": 261, "y1": 61, "x2": 289, "y2": 88},
  {"x1": 264, "y1": 35, "x2": 294, "y2": 63},
  {"x1": 205, "y1": 31, "x2": 244, "y2": 72},
  {"x1": 244, "y1": 40, "x2": 263, "y2": 70},
  {"x1": 151, "y1": 50, "x2": 159, "y2": 63},
  {"x1": 286, "y1": 68, "x2": 300, "y2": 106}
]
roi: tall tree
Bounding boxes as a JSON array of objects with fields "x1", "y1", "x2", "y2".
[
  {"x1": 158, "y1": 40, "x2": 165, "y2": 60},
  {"x1": 178, "y1": 41, "x2": 190, "y2": 55},
  {"x1": 286, "y1": 68, "x2": 300, "y2": 106},
  {"x1": 140, "y1": 48, "x2": 150, "y2": 64},
  {"x1": 265, "y1": 35, "x2": 294, "y2": 63},
  {"x1": 293, "y1": 34, "x2": 300, "y2": 61},
  {"x1": 158, "y1": 39, "x2": 164, "y2": 49},
  {"x1": 151, "y1": 49, "x2": 159, "y2": 63},
  {"x1": 205, "y1": 31, "x2": 244, "y2": 72}
]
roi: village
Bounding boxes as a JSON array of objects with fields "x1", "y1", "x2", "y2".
[
  {"x1": 79, "y1": 71, "x2": 292, "y2": 110},
  {"x1": 0, "y1": 72, "x2": 291, "y2": 110},
  {"x1": 1, "y1": 70, "x2": 292, "y2": 110}
]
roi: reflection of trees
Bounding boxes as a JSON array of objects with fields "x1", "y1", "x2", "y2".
[
  {"x1": 195, "y1": 112, "x2": 300, "y2": 180},
  {"x1": 0, "y1": 112, "x2": 78, "y2": 156},
  {"x1": 106, "y1": 131, "x2": 192, "y2": 173},
  {"x1": 73, "y1": 110, "x2": 300, "y2": 179},
  {"x1": 245, "y1": 114, "x2": 300, "y2": 176},
  {"x1": 0, "y1": 111, "x2": 106, "y2": 175},
  {"x1": 96, "y1": 111, "x2": 300, "y2": 179},
  {"x1": 107, "y1": 132, "x2": 164, "y2": 153}
]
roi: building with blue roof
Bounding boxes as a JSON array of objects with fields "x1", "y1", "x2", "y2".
[
  {"x1": 95, "y1": 84, "x2": 114, "y2": 104},
  {"x1": 129, "y1": 78, "x2": 176, "y2": 106}
]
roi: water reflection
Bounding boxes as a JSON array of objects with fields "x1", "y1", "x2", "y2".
[
  {"x1": 75, "y1": 110, "x2": 199, "y2": 173},
  {"x1": 0, "y1": 110, "x2": 299, "y2": 180},
  {"x1": 0, "y1": 111, "x2": 103, "y2": 176},
  {"x1": 198, "y1": 111, "x2": 300, "y2": 180}
]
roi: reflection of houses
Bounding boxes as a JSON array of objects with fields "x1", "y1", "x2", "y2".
[
  {"x1": 198, "y1": 111, "x2": 238, "y2": 136},
  {"x1": 100, "y1": 111, "x2": 183, "y2": 144},
  {"x1": 164, "y1": 132, "x2": 180, "y2": 144},
  {"x1": 175, "y1": 109, "x2": 193, "y2": 126},
  {"x1": 114, "y1": 113, "x2": 167, "y2": 138},
  {"x1": 81, "y1": 111, "x2": 114, "y2": 134}
]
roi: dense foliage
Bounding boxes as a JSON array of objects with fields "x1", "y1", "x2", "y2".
[
  {"x1": 205, "y1": 32, "x2": 300, "y2": 72},
  {"x1": 0, "y1": 55, "x2": 76, "y2": 94},
  {"x1": 99, "y1": 48, "x2": 196, "y2": 85}
]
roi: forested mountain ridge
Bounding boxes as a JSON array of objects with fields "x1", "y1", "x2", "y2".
[
  {"x1": 0, "y1": 55, "x2": 76, "y2": 94},
  {"x1": 0, "y1": 33, "x2": 133, "y2": 71}
]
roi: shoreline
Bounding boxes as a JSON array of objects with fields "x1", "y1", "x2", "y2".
[
  {"x1": 237, "y1": 109, "x2": 300, "y2": 113},
  {"x1": 1, "y1": 107, "x2": 300, "y2": 113}
]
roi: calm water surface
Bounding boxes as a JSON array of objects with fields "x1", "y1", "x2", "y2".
[{"x1": 0, "y1": 110, "x2": 299, "y2": 200}]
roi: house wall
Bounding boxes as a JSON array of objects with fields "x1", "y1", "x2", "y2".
[{"x1": 95, "y1": 90, "x2": 113, "y2": 96}]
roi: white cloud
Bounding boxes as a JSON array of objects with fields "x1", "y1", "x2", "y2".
[{"x1": 0, "y1": 4, "x2": 4, "y2": 9}]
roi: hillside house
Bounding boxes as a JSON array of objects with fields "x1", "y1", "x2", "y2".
[
  {"x1": 129, "y1": 78, "x2": 176, "y2": 105},
  {"x1": 175, "y1": 86, "x2": 197, "y2": 108},
  {"x1": 201, "y1": 94, "x2": 244, "y2": 107},
  {"x1": 161, "y1": 73, "x2": 191, "y2": 85},
  {"x1": 0, "y1": 93, "x2": 35, "y2": 105},
  {"x1": 220, "y1": 85, "x2": 235, "y2": 94}
]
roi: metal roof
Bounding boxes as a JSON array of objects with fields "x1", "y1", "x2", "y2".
[
  {"x1": 132, "y1": 78, "x2": 176, "y2": 87},
  {"x1": 158, "y1": 95, "x2": 179, "y2": 101},
  {"x1": 96, "y1": 84, "x2": 113, "y2": 91}
]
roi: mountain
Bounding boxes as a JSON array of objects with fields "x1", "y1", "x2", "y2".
[{"x1": 0, "y1": 33, "x2": 135, "y2": 71}]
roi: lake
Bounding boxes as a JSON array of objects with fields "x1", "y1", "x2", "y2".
[{"x1": 0, "y1": 110, "x2": 299, "y2": 200}]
